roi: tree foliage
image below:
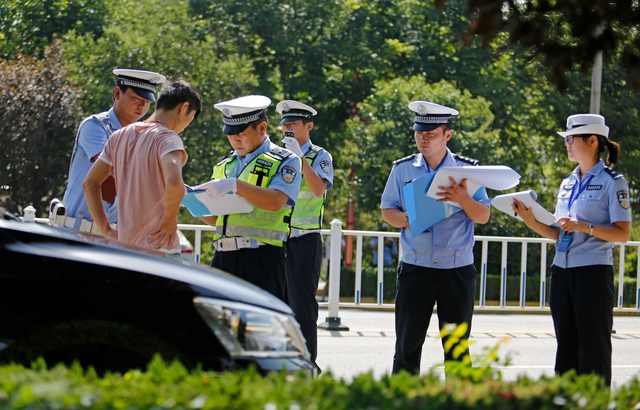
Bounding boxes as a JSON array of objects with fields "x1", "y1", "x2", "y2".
[
  {"x1": 0, "y1": 41, "x2": 83, "y2": 215},
  {"x1": 457, "y1": 0, "x2": 640, "y2": 91},
  {"x1": 0, "y1": 0, "x2": 109, "y2": 58}
]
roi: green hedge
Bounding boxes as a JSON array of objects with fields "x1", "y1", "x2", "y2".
[
  {"x1": 338, "y1": 267, "x2": 638, "y2": 307},
  {"x1": 1, "y1": 357, "x2": 640, "y2": 409}
]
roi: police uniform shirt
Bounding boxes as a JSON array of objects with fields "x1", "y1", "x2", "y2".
[
  {"x1": 62, "y1": 108, "x2": 121, "y2": 225},
  {"x1": 380, "y1": 147, "x2": 490, "y2": 269},
  {"x1": 300, "y1": 140, "x2": 334, "y2": 190},
  {"x1": 224, "y1": 135, "x2": 302, "y2": 206},
  {"x1": 553, "y1": 160, "x2": 632, "y2": 268}
]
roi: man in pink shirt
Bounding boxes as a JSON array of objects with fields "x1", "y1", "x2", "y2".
[{"x1": 83, "y1": 79, "x2": 202, "y2": 254}]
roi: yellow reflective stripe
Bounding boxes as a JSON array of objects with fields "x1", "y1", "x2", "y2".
[
  {"x1": 298, "y1": 191, "x2": 322, "y2": 199},
  {"x1": 225, "y1": 226, "x2": 289, "y2": 242},
  {"x1": 291, "y1": 216, "x2": 321, "y2": 226}
]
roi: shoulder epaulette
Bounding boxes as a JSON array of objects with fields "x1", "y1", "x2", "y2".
[
  {"x1": 604, "y1": 166, "x2": 625, "y2": 180},
  {"x1": 216, "y1": 150, "x2": 235, "y2": 166},
  {"x1": 393, "y1": 154, "x2": 417, "y2": 165},
  {"x1": 92, "y1": 112, "x2": 110, "y2": 122},
  {"x1": 268, "y1": 146, "x2": 292, "y2": 161},
  {"x1": 452, "y1": 153, "x2": 479, "y2": 166}
]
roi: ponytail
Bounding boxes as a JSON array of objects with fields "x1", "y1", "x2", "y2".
[{"x1": 596, "y1": 135, "x2": 620, "y2": 168}]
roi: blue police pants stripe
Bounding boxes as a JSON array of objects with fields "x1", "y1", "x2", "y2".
[
  {"x1": 549, "y1": 264, "x2": 614, "y2": 386},
  {"x1": 212, "y1": 245, "x2": 286, "y2": 301},
  {"x1": 285, "y1": 233, "x2": 323, "y2": 363},
  {"x1": 392, "y1": 262, "x2": 476, "y2": 375}
]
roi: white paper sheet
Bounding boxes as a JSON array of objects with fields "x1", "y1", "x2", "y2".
[
  {"x1": 491, "y1": 190, "x2": 559, "y2": 227},
  {"x1": 426, "y1": 165, "x2": 521, "y2": 207}
]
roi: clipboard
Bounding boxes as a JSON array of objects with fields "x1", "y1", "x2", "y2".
[{"x1": 181, "y1": 184, "x2": 254, "y2": 217}]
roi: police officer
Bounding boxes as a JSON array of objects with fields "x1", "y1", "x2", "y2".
[
  {"x1": 380, "y1": 101, "x2": 491, "y2": 375},
  {"x1": 62, "y1": 69, "x2": 166, "y2": 233},
  {"x1": 276, "y1": 100, "x2": 333, "y2": 364},
  {"x1": 201, "y1": 95, "x2": 302, "y2": 300},
  {"x1": 513, "y1": 114, "x2": 631, "y2": 386}
]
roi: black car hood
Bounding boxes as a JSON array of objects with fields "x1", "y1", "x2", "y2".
[{"x1": 0, "y1": 219, "x2": 293, "y2": 315}]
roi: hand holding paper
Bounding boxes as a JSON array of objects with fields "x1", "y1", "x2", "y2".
[
  {"x1": 491, "y1": 190, "x2": 559, "y2": 227},
  {"x1": 200, "y1": 178, "x2": 237, "y2": 199},
  {"x1": 426, "y1": 165, "x2": 521, "y2": 207},
  {"x1": 181, "y1": 179, "x2": 252, "y2": 217}
]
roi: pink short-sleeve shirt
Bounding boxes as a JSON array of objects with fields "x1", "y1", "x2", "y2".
[{"x1": 100, "y1": 121, "x2": 187, "y2": 252}]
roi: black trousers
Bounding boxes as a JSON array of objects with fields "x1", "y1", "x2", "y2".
[
  {"x1": 393, "y1": 262, "x2": 476, "y2": 375},
  {"x1": 212, "y1": 244, "x2": 286, "y2": 301},
  {"x1": 285, "y1": 233, "x2": 323, "y2": 363},
  {"x1": 549, "y1": 264, "x2": 614, "y2": 386}
]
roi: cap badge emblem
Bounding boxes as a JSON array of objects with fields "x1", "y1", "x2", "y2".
[
  {"x1": 223, "y1": 108, "x2": 231, "y2": 116},
  {"x1": 282, "y1": 102, "x2": 290, "y2": 112},
  {"x1": 417, "y1": 104, "x2": 427, "y2": 114}
]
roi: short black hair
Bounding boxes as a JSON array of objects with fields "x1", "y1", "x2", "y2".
[
  {"x1": 249, "y1": 113, "x2": 268, "y2": 129},
  {"x1": 112, "y1": 84, "x2": 132, "y2": 102},
  {"x1": 156, "y1": 79, "x2": 203, "y2": 120}
]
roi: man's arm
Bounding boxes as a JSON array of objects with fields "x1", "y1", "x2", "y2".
[
  {"x1": 83, "y1": 160, "x2": 116, "y2": 238},
  {"x1": 382, "y1": 208, "x2": 411, "y2": 229},
  {"x1": 149, "y1": 151, "x2": 185, "y2": 249},
  {"x1": 301, "y1": 159, "x2": 328, "y2": 196},
  {"x1": 236, "y1": 181, "x2": 290, "y2": 211}
]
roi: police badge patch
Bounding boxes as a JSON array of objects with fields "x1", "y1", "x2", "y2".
[
  {"x1": 281, "y1": 165, "x2": 297, "y2": 184},
  {"x1": 617, "y1": 190, "x2": 630, "y2": 209},
  {"x1": 320, "y1": 160, "x2": 332, "y2": 174}
]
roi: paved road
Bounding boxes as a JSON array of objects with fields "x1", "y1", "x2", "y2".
[{"x1": 316, "y1": 308, "x2": 640, "y2": 389}]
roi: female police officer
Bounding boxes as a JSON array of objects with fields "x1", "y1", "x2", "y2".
[{"x1": 512, "y1": 114, "x2": 631, "y2": 386}]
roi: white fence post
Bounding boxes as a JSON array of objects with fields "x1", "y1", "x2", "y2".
[
  {"x1": 318, "y1": 219, "x2": 349, "y2": 331},
  {"x1": 480, "y1": 240, "x2": 488, "y2": 307},
  {"x1": 520, "y1": 242, "x2": 528, "y2": 309},
  {"x1": 540, "y1": 242, "x2": 547, "y2": 308},
  {"x1": 618, "y1": 245, "x2": 626, "y2": 309},
  {"x1": 354, "y1": 235, "x2": 363, "y2": 305},
  {"x1": 23, "y1": 206, "x2": 36, "y2": 222},
  {"x1": 500, "y1": 241, "x2": 508, "y2": 308}
]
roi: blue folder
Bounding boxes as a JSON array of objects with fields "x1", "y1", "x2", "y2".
[
  {"x1": 181, "y1": 188, "x2": 210, "y2": 217},
  {"x1": 403, "y1": 173, "x2": 486, "y2": 238}
]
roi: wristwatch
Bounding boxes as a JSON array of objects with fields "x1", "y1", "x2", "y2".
[{"x1": 588, "y1": 223, "x2": 594, "y2": 236}]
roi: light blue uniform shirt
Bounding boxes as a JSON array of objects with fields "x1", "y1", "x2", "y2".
[
  {"x1": 380, "y1": 148, "x2": 490, "y2": 269},
  {"x1": 301, "y1": 140, "x2": 334, "y2": 190},
  {"x1": 62, "y1": 108, "x2": 121, "y2": 229},
  {"x1": 223, "y1": 135, "x2": 302, "y2": 206},
  {"x1": 553, "y1": 160, "x2": 632, "y2": 268}
]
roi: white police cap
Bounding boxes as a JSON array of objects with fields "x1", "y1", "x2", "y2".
[
  {"x1": 214, "y1": 95, "x2": 271, "y2": 135},
  {"x1": 408, "y1": 101, "x2": 459, "y2": 132},
  {"x1": 113, "y1": 69, "x2": 166, "y2": 103},
  {"x1": 276, "y1": 100, "x2": 317, "y2": 124},
  {"x1": 557, "y1": 113, "x2": 609, "y2": 139}
]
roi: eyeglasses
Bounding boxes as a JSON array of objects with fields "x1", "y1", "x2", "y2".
[{"x1": 564, "y1": 135, "x2": 577, "y2": 145}]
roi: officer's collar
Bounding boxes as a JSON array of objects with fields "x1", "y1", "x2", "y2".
[
  {"x1": 108, "y1": 107, "x2": 123, "y2": 130},
  {"x1": 413, "y1": 148, "x2": 455, "y2": 170},
  {"x1": 300, "y1": 139, "x2": 312, "y2": 153},
  {"x1": 571, "y1": 159, "x2": 605, "y2": 179}
]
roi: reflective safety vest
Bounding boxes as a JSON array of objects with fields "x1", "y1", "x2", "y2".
[
  {"x1": 212, "y1": 147, "x2": 295, "y2": 247},
  {"x1": 290, "y1": 145, "x2": 330, "y2": 230}
]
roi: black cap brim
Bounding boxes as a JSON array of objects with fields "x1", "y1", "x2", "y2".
[
  {"x1": 413, "y1": 123, "x2": 442, "y2": 132},
  {"x1": 222, "y1": 123, "x2": 251, "y2": 135},
  {"x1": 130, "y1": 87, "x2": 156, "y2": 102},
  {"x1": 280, "y1": 115, "x2": 310, "y2": 124}
]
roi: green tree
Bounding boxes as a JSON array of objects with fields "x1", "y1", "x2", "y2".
[
  {"x1": 0, "y1": 41, "x2": 83, "y2": 216},
  {"x1": 62, "y1": 0, "x2": 260, "y2": 188},
  {"x1": 0, "y1": 0, "x2": 109, "y2": 58}
]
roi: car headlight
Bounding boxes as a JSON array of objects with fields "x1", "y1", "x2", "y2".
[{"x1": 193, "y1": 297, "x2": 310, "y2": 360}]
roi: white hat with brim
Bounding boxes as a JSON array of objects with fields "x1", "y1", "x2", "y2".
[
  {"x1": 113, "y1": 69, "x2": 166, "y2": 102},
  {"x1": 557, "y1": 114, "x2": 609, "y2": 138},
  {"x1": 276, "y1": 100, "x2": 317, "y2": 124},
  {"x1": 408, "y1": 101, "x2": 459, "y2": 132},
  {"x1": 214, "y1": 95, "x2": 271, "y2": 135}
]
